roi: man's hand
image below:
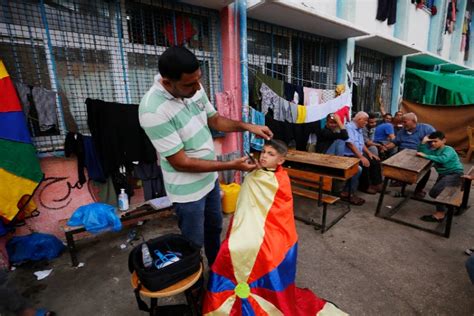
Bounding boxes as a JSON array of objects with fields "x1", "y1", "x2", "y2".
[
  {"x1": 360, "y1": 156, "x2": 370, "y2": 167},
  {"x1": 231, "y1": 156, "x2": 258, "y2": 172},
  {"x1": 368, "y1": 152, "x2": 380, "y2": 161},
  {"x1": 247, "y1": 124, "x2": 273, "y2": 140},
  {"x1": 416, "y1": 152, "x2": 426, "y2": 158}
]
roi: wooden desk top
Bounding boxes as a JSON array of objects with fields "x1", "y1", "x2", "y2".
[
  {"x1": 382, "y1": 149, "x2": 430, "y2": 172},
  {"x1": 284, "y1": 150, "x2": 360, "y2": 180},
  {"x1": 381, "y1": 149, "x2": 432, "y2": 184}
]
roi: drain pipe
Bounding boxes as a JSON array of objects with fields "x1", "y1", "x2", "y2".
[{"x1": 238, "y1": 0, "x2": 250, "y2": 154}]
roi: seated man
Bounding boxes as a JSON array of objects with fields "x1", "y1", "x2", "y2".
[
  {"x1": 204, "y1": 140, "x2": 346, "y2": 315},
  {"x1": 341, "y1": 112, "x2": 383, "y2": 203},
  {"x1": 416, "y1": 131, "x2": 464, "y2": 222},
  {"x1": 374, "y1": 113, "x2": 396, "y2": 159},
  {"x1": 363, "y1": 113, "x2": 383, "y2": 156},
  {"x1": 384, "y1": 112, "x2": 435, "y2": 196},
  {"x1": 315, "y1": 113, "x2": 348, "y2": 155}
]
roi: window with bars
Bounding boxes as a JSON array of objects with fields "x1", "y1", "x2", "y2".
[
  {"x1": 0, "y1": 0, "x2": 221, "y2": 153},
  {"x1": 247, "y1": 19, "x2": 338, "y2": 93},
  {"x1": 353, "y1": 47, "x2": 394, "y2": 114}
]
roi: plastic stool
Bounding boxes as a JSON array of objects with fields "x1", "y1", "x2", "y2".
[{"x1": 131, "y1": 263, "x2": 203, "y2": 315}]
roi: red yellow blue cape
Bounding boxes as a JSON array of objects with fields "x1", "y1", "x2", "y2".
[{"x1": 203, "y1": 166, "x2": 346, "y2": 315}]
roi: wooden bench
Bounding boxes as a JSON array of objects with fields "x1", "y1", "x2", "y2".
[
  {"x1": 434, "y1": 186, "x2": 464, "y2": 238},
  {"x1": 285, "y1": 167, "x2": 348, "y2": 233},
  {"x1": 59, "y1": 203, "x2": 173, "y2": 266}
]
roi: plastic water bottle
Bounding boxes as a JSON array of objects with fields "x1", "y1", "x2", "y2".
[
  {"x1": 118, "y1": 188, "x2": 129, "y2": 212},
  {"x1": 141, "y1": 243, "x2": 153, "y2": 268}
]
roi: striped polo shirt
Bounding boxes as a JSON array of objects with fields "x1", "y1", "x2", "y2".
[{"x1": 139, "y1": 75, "x2": 218, "y2": 203}]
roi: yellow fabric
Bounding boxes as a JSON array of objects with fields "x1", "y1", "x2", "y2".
[
  {"x1": 335, "y1": 84, "x2": 345, "y2": 97},
  {"x1": 228, "y1": 169, "x2": 278, "y2": 284},
  {"x1": 317, "y1": 302, "x2": 349, "y2": 316},
  {"x1": 204, "y1": 295, "x2": 236, "y2": 316},
  {"x1": 0, "y1": 168, "x2": 38, "y2": 221},
  {"x1": 252, "y1": 293, "x2": 284, "y2": 315},
  {"x1": 0, "y1": 60, "x2": 8, "y2": 80},
  {"x1": 296, "y1": 105, "x2": 307, "y2": 124}
]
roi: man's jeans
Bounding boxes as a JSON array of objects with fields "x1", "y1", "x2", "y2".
[
  {"x1": 325, "y1": 139, "x2": 346, "y2": 156},
  {"x1": 174, "y1": 180, "x2": 223, "y2": 266}
]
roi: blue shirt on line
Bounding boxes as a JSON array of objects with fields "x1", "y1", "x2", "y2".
[
  {"x1": 392, "y1": 123, "x2": 435, "y2": 150},
  {"x1": 344, "y1": 121, "x2": 365, "y2": 156}
]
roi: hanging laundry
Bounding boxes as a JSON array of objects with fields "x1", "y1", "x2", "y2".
[
  {"x1": 283, "y1": 82, "x2": 304, "y2": 104},
  {"x1": 335, "y1": 106, "x2": 351, "y2": 124},
  {"x1": 164, "y1": 15, "x2": 197, "y2": 46},
  {"x1": 31, "y1": 87, "x2": 58, "y2": 131},
  {"x1": 64, "y1": 132, "x2": 87, "y2": 186},
  {"x1": 259, "y1": 82, "x2": 287, "y2": 120},
  {"x1": 13, "y1": 81, "x2": 31, "y2": 116},
  {"x1": 321, "y1": 89, "x2": 336, "y2": 103},
  {"x1": 83, "y1": 136, "x2": 106, "y2": 182},
  {"x1": 215, "y1": 91, "x2": 240, "y2": 121},
  {"x1": 445, "y1": 0, "x2": 456, "y2": 34},
  {"x1": 252, "y1": 72, "x2": 284, "y2": 111},
  {"x1": 86, "y1": 98, "x2": 157, "y2": 176},
  {"x1": 0, "y1": 60, "x2": 43, "y2": 222},
  {"x1": 296, "y1": 105, "x2": 307, "y2": 123},
  {"x1": 250, "y1": 107, "x2": 265, "y2": 151},
  {"x1": 134, "y1": 162, "x2": 166, "y2": 201},
  {"x1": 376, "y1": 0, "x2": 398, "y2": 25},
  {"x1": 303, "y1": 87, "x2": 322, "y2": 106}
]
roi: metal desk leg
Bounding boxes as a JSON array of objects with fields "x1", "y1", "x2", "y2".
[
  {"x1": 375, "y1": 178, "x2": 390, "y2": 216},
  {"x1": 444, "y1": 206, "x2": 454, "y2": 238},
  {"x1": 460, "y1": 179, "x2": 472, "y2": 210},
  {"x1": 65, "y1": 231, "x2": 78, "y2": 267},
  {"x1": 150, "y1": 298, "x2": 157, "y2": 316},
  {"x1": 321, "y1": 204, "x2": 327, "y2": 233}
]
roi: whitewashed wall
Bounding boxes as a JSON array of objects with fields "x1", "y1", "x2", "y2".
[
  {"x1": 352, "y1": 0, "x2": 393, "y2": 36},
  {"x1": 405, "y1": 6, "x2": 431, "y2": 50}
]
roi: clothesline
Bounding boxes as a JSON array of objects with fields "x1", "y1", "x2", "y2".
[{"x1": 247, "y1": 64, "x2": 330, "y2": 87}]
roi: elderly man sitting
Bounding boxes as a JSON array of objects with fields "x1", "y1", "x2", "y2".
[
  {"x1": 384, "y1": 112, "x2": 435, "y2": 197},
  {"x1": 340, "y1": 111, "x2": 383, "y2": 204}
]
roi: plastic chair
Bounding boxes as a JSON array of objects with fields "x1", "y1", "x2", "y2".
[{"x1": 466, "y1": 126, "x2": 474, "y2": 163}]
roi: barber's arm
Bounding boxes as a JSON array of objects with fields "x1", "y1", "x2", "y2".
[
  {"x1": 166, "y1": 149, "x2": 256, "y2": 172},
  {"x1": 208, "y1": 113, "x2": 273, "y2": 140}
]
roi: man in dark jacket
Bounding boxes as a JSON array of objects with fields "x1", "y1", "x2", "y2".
[{"x1": 316, "y1": 113, "x2": 348, "y2": 155}]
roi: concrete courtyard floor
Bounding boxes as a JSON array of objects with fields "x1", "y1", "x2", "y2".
[{"x1": 7, "y1": 162, "x2": 474, "y2": 315}]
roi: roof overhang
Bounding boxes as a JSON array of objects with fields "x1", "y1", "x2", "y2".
[
  {"x1": 355, "y1": 34, "x2": 421, "y2": 57},
  {"x1": 247, "y1": 0, "x2": 369, "y2": 40},
  {"x1": 407, "y1": 52, "x2": 470, "y2": 72},
  {"x1": 178, "y1": 0, "x2": 233, "y2": 10}
]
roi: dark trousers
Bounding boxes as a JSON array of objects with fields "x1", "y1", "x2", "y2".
[
  {"x1": 358, "y1": 155, "x2": 383, "y2": 191},
  {"x1": 429, "y1": 173, "x2": 463, "y2": 212}
]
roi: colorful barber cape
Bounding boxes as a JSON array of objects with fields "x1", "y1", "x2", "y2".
[
  {"x1": 203, "y1": 166, "x2": 346, "y2": 315},
  {"x1": 0, "y1": 60, "x2": 43, "y2": 222}
]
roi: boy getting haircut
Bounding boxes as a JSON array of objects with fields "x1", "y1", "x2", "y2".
[{"x1": 265, "y1": 139, "x2": 288, "y2": 156}]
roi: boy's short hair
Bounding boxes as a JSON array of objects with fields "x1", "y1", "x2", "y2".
[
  {"x1": 428, "y1": 131, "x2": 445, "y2": 140},
  {"x1": 265, "y1": 139, "x2": 288, "y2": 156}
]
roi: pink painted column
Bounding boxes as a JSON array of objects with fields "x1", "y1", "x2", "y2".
[{"x1": 214, "y1": 5, "x2": 242, "y2": 157}]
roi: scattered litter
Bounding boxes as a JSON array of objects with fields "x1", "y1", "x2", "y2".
[
  {"x1": 386, "y1": 205, "x2": 393, "y2": 209},
  {"x1": 34, "y1": 269, "x2": 53, "y2": 280},
  {"x1": 77, "y1": 262, "x2": 85, "y2": 268},
  {"x1": 137, "y1": 221, "x2": 144, "y2": 226},
  {"x1": 120, "y1": 244, "x2": 127, "y2": 249},
  {"x1": 113, "y1": 277, "x2": 120, "y2": 283},
  {"x1": 10, "y1": 266, "x2": 16, "y2": 271}
]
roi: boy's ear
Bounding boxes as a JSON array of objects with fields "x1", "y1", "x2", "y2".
[{"x1": 277, "y1": 157, "x2": 285, "y2": 166}]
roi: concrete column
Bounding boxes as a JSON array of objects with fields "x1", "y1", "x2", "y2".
[
  {"x1": 391, "y1": 56, "x2": 406, "y2": 113},
  {"x1": 427, "y1": 0, "x2": 447, "y2": 53},
  {"x1": 336, "y1": 38, "x2": 355, "y2": 90},
  {"x1": 394, "y1": 0, "x2": 410, "y2": 40},
  {"x1": 336, "y1": 0, "x2": 355, "y2": 22},
  {"x1": 214, "y1": 4, "x2": 242, "y2": 157},
  {"x1": 450, "y1": 0, "x2": 467, "y2": 62}
]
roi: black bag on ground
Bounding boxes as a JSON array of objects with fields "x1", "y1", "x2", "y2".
[{"x1": 128, "y1": 233, "x2": 201, "y2": 291}]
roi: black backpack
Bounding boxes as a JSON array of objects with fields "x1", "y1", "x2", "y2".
[{"x1": 128, "y1": 233, "x2": 201, "y2": 291}]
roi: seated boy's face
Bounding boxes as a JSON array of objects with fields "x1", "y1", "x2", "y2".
[{"x1": 259, "y1": 145, "x2": 285, "y2": 169}]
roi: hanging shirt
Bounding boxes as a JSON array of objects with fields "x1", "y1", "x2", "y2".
[
  {"x1": 250, "y1": 108, "x2": 265, "y2": 151},
  {"x1": 31, "y1": 86, "x2": 57, "y2": 131},
  {"x1": 296, "y1": 105, "x2": 307, "y2": 123},
  {"x1": 303, "y1": 87, "x2": 322, "y2": 106}
]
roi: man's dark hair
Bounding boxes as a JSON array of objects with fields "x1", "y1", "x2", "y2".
[
  {"x1": 368, "y1": 112, "x2": 377, "y2": 119},
  {"x1": 428, "y1": 131, "x2": 445, "y2": 140},
  {"x1": 265, "y1": 139, "x2": 288, "y2": 156},
  {"x1": 383, "y1": 113, "x2": 392, "y2": 118},
  {"x1": 158, "y1": 46, "x2": 200, "y2": 81}
]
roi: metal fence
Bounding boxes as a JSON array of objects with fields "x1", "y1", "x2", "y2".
[
  {"x1": 0, "y1": 0, "x2": 221, "y2": 152},
  {"x1": 247, "y1": 19, "x2": 339, "y2": 90}
]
